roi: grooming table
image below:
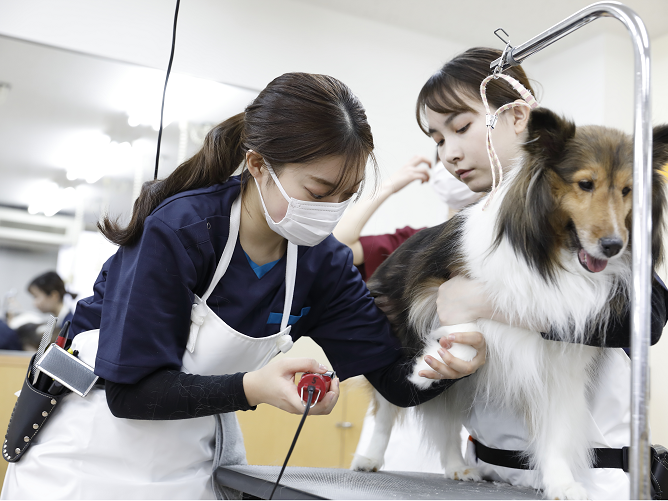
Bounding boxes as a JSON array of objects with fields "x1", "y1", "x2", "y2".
[{"x1": 214, "y1": 465, "x2": 543, "y2": 499}]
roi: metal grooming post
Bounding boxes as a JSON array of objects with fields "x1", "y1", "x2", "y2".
[{"x1": 491, "y1": 2, "x2": 653, "y2": 497}]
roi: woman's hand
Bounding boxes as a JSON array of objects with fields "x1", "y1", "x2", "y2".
[
  {"x1": 436, "y1": 275, "x2": 494, "y2": 326},
  {"x1": 383, "y1": 155, "x2": 432, "y2": 195},
  {"x1": 243, "y1": 358, "x2": 339, "y2": 416},
  {"x1": 419, "y1": 275, "x2": 493, "y2": 380},
  {"x1": 418, "y1": 331, "x2": 487, "y2": 380}
]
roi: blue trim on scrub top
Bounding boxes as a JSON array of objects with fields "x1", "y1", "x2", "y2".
[
  {"x1": 267, "y1": 307, "x2": 311, "y2": 326},
  {"x1": 244, "y1": 251, "x2": 280, "y2": 279}
]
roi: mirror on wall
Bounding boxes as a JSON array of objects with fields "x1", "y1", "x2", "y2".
[{"x1": 0, "y1": 35, "x2": 258, "y2": 326}]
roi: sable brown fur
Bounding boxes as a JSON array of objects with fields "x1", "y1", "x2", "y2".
[{"x1": 368, "y1": 215, "x2": 466, "y2": 357}]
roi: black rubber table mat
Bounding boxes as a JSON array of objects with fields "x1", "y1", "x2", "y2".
[{"x1": 215, "y1": 465, "x2": 543, "y2": 500}]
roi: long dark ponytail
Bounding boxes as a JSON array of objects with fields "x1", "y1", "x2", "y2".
[{"x1": 99, "y1": 72, "x2": 376, "y2": 246}]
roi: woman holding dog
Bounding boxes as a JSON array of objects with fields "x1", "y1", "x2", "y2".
[
  {"x1": 416, "y1": 48, "x2": 667, "y2": 498},
  {"x1": 1, "y1": 72, "x2": 487, "y2": 500}
]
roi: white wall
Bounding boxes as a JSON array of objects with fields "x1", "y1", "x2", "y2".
[
  {"x1": 653, "y1": 33, "x2": 668, "y2": 125},
  {"x1": 649, "y1": 32, "x2": 668, "y2": 449}
]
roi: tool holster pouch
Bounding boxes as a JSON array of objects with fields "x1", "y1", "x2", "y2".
[
  {"x1": 3, "y1": 355, "x2": 70, "y2": 463},
  {"x1": 653, "y1": 445, "x2": 668, "y2": 500}
]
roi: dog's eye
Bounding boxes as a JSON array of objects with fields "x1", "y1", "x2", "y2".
[
  {"x1": 578, "y1": 180, "x2": 594, "y2": 192},
  {"x1": 622, "y1": 187, "x2": 631, "y2": 197}
]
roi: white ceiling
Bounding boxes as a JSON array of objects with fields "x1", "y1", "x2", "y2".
[{"x1": 291, "y1": 0, "x2": 668, "y2": 52}]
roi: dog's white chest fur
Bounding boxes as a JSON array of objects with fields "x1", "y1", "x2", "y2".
[{"x1": 461, "y1": 175, "x2": 629, "y2": 342}]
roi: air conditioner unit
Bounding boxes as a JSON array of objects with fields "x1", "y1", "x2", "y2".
[{"x1": 0, "y1": 207, "x2": 80, "y2": 247}]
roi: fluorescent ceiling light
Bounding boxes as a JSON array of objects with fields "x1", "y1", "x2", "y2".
[
  {"x1": 120, "y1": 70, "x2": 242, "y2": 130},
  {"x1": 27, "y1": 182, "x2": 77, "y2": 217}
]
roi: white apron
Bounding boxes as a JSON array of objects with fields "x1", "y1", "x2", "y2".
[
  {"x1": 2, "y1": 196, "x2": 297, "y2": 500},
  {"x1": 464, "y1": 348, "x2": 632, "y2": 500}
]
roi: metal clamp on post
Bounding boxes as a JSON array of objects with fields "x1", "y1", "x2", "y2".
[{"x1": 492, "y1": 28, "x2": 513, "y2": 78}]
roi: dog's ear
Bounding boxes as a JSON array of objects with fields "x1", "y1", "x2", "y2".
[
  {"x1": 651, "y1": 125, "x2": 668, "y2": 265},
  {"x1": 495, "y1": 108, "x2": 575, "y2": 282},
  {"x1": 653, "y1": 125, "x2": 668, "y2": 170},
  {"x1": 524, "y1": 108, "x2": 576, "y2": 163}
]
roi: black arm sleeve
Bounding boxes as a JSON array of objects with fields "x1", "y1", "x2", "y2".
[
  {"x1": 105, "y1": 369, "x2": 256, "y2": 420},
  {"x1": 541, "y1": 275, "x2": 668, "y2": 347},
  {"x1": 364, "y1": 355, "x2": 457, "y2": 408}
]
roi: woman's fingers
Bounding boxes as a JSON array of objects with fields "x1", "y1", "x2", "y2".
[
  {"x1": 437, "y1": 348, "x2": 483, "y2": 376},
  {"x1": 277, "y1": 358, "x2": 328, "y2": 378},
  {"x1": 281, "y1": 376, "x2": 340, "y2": 416},
  {"x1": 419, "y1": 355, "x2": 461, "y2": 379},
  {"x1": 308, "y1": 377, "x2": 340, "y2": 415},
  {"x1": 408, "y1": 154, "x2": 433, "y2": 168},
  {"x1": 413, "y1": 164, "x2": 431, "y2": 183},
  {"x1": 418, "y1": 331, "x2": 487, "y2": 380},
  {"x1": 440, "y1": 330, "x2": 486, "y2": 352},
  {"x1": 244, "y1": 358, "x2": 336, "y2": 413}
]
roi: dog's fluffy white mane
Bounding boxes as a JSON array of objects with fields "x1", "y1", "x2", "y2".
[{"x1": 462, "y1": 158, "x2": 632, "y2": 344}]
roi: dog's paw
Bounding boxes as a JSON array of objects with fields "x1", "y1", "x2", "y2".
[
  {"x1": 350, "y1": 453, "x2": 382, "y2": 472},
  {"x1": 407, "y1": 371, "x2": 436, "y2": 390},
  {"x1": 544, "y1": 482, "x2": 588, "y2": 500},
  {"x1": 444, "y1": 465, "x2": 482, "y2": 482},
  {"x1": 407, "y1": 358, "x2": 437, "y2": 390}
]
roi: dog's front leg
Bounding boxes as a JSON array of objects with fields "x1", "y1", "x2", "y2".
[
  {"x1": 418, "y1": 383, "x2": 481, "y2": 481},
  {"x1": 533, "y1": 349, "x2": 596, "y2": 500},
  {"x1": 350, "y1": 389, "x2": 399, "y2": 472}
]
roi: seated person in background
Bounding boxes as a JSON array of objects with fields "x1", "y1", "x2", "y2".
[
  {"x1": 27, "y1": 271, "x2": 77, "y2": 334},
  {"x1": 334, "y1": 155, "x2": 480, "y2": 280},
  {"x1": 0, "y1": 319, "x2": 21, "y2": 351}
]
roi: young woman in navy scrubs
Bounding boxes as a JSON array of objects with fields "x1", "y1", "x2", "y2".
[{"x1": 1, "y1": 73, "x2": 485, "y2": 500}]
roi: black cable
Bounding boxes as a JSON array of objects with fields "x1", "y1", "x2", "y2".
[
  {"x1": 269, "y1": 386, "x2": 315, "y2": 500},
  {"x1": 154, "y1": 0, "x2": 181, "y2": 181}
]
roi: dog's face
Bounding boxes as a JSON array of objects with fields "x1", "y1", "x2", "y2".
[
  {"x1": 551, "y1": 128, "x2": 634, "y2": 274},
  {"x1": 496, "y1": 108, "x2": 668, "y2": 281}
]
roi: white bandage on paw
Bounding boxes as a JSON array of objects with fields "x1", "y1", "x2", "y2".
[{"x1": 431, "y1": 323, "x2": 479, "y2": 362}]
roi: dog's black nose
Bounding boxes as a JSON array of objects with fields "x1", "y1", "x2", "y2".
[{"x1": 600, "y1": 237, "x2": 623, "y2": 257}]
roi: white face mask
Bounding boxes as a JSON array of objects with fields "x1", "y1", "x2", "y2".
[
  {"x1": 429, "y1": 161, "x2": 481, "y2": 210},
  {"x1": 253, "y1": 161, "x2": 353, "y2": 247}
]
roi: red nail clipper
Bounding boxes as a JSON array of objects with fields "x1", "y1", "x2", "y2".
[{"x1": 297, "y1": 371, "x2": 335, "y2": 407}]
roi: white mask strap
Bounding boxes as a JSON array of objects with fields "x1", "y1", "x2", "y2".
[
  {"x1": 263, "y1": 161, "x2": 291, "y2": 203},
  {"x1": 479, "y1": 73, "x2": 539, "y2": 209},
  {"x1": 247, "y1": 150, "x2": 291, "y2": 203}
]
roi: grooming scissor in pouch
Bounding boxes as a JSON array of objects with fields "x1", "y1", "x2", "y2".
[{"x1": 3, "y1": 344, "x2": 98, "y2": 462}]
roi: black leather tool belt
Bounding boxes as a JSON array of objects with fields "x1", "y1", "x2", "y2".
[{"x1": 3, "y1": 355, "x2": 71, "y2": 463}]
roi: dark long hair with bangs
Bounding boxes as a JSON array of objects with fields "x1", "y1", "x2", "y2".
[
  {"x1": 100, "y1": 72, "x2": 377, "y2": 246},
  {"x1": 416, "y1": 47, "x2": 536, "y2": 135}
]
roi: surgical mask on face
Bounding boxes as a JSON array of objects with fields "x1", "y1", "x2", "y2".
[
  {"x1": 253, "y1": 160, "x2": 353, "y2": 247},
  {"x1": 429, "y1": 162, "x2": 481, "y2": 210}
]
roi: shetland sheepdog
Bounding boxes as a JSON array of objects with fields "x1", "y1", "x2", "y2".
[{"x1": 352, "y1": 108, "x2": 668, "y2": 499}]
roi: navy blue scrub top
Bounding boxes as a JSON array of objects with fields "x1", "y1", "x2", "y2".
[{"x1": 71, "y1": 176, "x2": 402, "y2": 384}]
